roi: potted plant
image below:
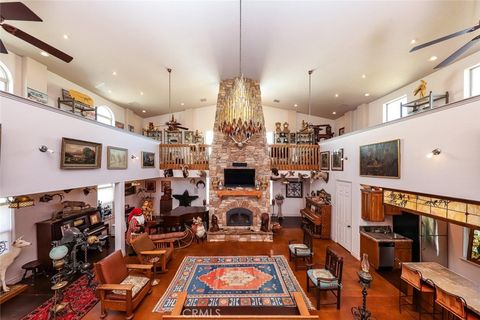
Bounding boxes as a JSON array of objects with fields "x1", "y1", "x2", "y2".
[{"x1": 275, "y1": 193, "x2": 285, "y2": 220}]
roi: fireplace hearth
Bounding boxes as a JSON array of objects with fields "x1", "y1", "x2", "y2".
[{"x1": 226, "y1": 208, "x2": 253, "y2": 227}]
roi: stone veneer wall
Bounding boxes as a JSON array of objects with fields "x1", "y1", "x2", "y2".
[{"x1": 209, "y1": 78, "x2": 270, "y2": 229}]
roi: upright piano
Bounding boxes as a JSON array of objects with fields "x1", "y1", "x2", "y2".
[
  {"x1": 36, "y1": 208, "x2": 108, "y2": 269},
  {"x1": 300, "y1": 197, "x2": 331, "y2": 239}
]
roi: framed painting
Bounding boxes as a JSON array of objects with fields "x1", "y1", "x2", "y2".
[
  {"x1": 145, "y1": 180, "x2": 156, "y2": 193},
  {"x1": 184, "y1": 131, "x2": 194, "y2": 144},
  {"x1": 115, "y1": 121, "x2": 125, "y2": 129},
  {"x1": 61, "y1": 138, "x2": 102, "y2": 169},
  {"x1": 128, "y1": 125, "x2": 134, "y2": 132},
  {"x1": 142, "y1": 151, "x2": 155, "y2": 168},
  {"x1": 360, "y1": 139, "x2": 400, "y2": 178},
  {"x1": 286, "y1": 181, "x2": 303, "y2": 198},
  {"x1": 339, "y1": 127, "x2": 345, "y2": 136},
  {"x1": 320, "y1": 151, "x2": 330, "y2": 171},
  {"x1": 331, "y1": 148, "x2": 344, "y2": 171},
  {"x1": 107, "y1": 146, "x2": 128, "y2": 169},
  {"x1": 125, "y1": 182, "x2": 136, "y2": 196},
  {"x1": 467, "y1": 228, "x2": 480, "y2": 266}
]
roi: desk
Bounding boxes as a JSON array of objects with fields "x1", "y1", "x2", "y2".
[
  {"x1": 160, "y1": 206, "x2": 209, "y2": 230},
  {"x1": 403, "y1": 262, "x2": 480, "y2": 316}
]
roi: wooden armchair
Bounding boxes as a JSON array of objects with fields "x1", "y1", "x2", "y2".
[
  {"x1": 288, "y1": 231, "x2": 313, "y2": 270},
  {"x1": 94, "y1": 250, "x2": 153, "y2": 320},
  {"x1": 306, "y1": 247, "x2": 343, "y2": 309},
  {"x1": 131, "y1": 232, "x2": 174, "y2": 273}
]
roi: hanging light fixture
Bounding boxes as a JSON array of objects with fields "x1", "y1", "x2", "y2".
[
  {"x1": 8, "y1": 196, "x2": 35, "y2": 209},
  {"x1": 164, "y1": 68, "x2": 188, "y2": 132},
  {"x1": 300, "y1": 69, "x2": 314, "y2": 133},
  {"x1": 218, "y1": 0, "x2": 262, "y2": 148}
]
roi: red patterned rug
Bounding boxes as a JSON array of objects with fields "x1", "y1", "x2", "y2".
[{"x1": 21, "y1": 275, "x2": 97, "y2": 320}]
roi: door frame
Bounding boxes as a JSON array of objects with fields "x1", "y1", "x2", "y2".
[{"x1": 335, "y1": 180, "x2": 353, "y2": 253}]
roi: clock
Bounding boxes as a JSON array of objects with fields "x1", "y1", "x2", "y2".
[{"x1": 286, "y1": 181, "x2": 303, "y2": 198}]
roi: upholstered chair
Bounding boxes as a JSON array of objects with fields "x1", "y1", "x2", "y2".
[
  {"x1": 306, "y1": 246, "x2": 343, "y2": 309},
  {"x1": 131, "y1": 232, "x2": 174, "y2": 273},
  {"x1": 94, "y1": 250, "x2": 153, "y2": 320},
  {"x1": 288, "y1": 231, "x2": 313, "y2": 270}
]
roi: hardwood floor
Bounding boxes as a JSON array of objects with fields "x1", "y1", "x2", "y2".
[{"x1": 84, "y1": 228, "x2": 420, "y2": 319}]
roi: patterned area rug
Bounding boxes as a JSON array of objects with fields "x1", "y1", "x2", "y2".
[
  {"x1": 21, "y1": 275, "x2": 97, "y2": 320},
  {"x1": 153, "y1": 255, "x2": 313, "y2": 313}
]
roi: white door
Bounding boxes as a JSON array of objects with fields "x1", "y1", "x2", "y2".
[{"x1": 336, "y1": 181, "x2": 352, "y2": 252}]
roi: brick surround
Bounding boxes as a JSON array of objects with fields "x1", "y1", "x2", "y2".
[{"x1": 208, "y1": 78, "x2": 271, "y2": 241}]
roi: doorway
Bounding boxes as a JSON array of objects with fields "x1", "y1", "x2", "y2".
[{"x1": 336, "y1": 180, "x2": 352, "y2": 252}]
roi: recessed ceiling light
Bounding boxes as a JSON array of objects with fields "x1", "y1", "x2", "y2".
[
  {"x1": 40, "y1": 51, "x2": 49, "y2": 57},
  {"x1": 142, "y1": 110, "x2": 146, "y2": 113},
  {"x1": 140, "y1": 91, "x2": 144, "y2": 95},
  {"x1": 410, "y1": 39, "x2": 416, "y2": 45},
  {"x1": 362, "y1": 74, "x2": 366, "y2": 79},
  {"x1": 335, "y1": 93, "x2": 339, "y2": 98},
  {"x1": 63, "y1": 34, "x2": 69, "y2": 40},
  {"x1": 332, "y1": 111, "x2": 337, "y2": 115},
  {"x1": 180, "y1": 102, "x2": 185, "y2": 106},
  {"x1": 112, "y1": 71, "x2": 117, "y2": 76},
  {"x1": 429, "y1": 56, "x2": 438, "y2": 61},
  {"x1": 108, "y1": 90, "x2": 112, "y2": 94},
  {"x1": 293, "y1": 104, "x2": 298, "y2": 107},
  {"x1": 364, "y1": 93, "x2": 370, "y2": 97}
]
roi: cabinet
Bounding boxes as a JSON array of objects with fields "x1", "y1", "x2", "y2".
[
  {"x1": 300, "y1": 197, "x2": 331, "y2": 239},
  {"x1": 361, "y1": 188, "x2": 384, "y2": 222},
  {"x1": 394, "y1": 241, "x2": 412, "y2": 269},
  {"x1": 360, "y1": 234, "x2": 380, "y2": 269}
]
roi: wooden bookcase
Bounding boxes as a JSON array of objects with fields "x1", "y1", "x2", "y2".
[{"x1": 300, "y1": 197, "x2": 331, "y2": 239}]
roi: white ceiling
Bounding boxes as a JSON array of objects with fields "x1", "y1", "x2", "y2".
[{"x1": 1, "y1": 1, "x2": 479, "y2": 118}]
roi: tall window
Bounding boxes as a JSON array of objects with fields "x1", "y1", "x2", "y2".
[
  {"x1": 97, "y1": 184, "x2": 114, "y2": 207},
  {"x1": 266, "y1": 131, "x2": 274, "y2": 144},
  {"x1": 0, "y1": 61, "x2": 13, "y2": 93},
  {"x1": 465, "y1": 64, "x2": 480, "y2": 98},
  {"x1": 97, "y1": 106, "x2": 115, "y2": 126},
  {"x1": 0, "y1": 198, "x2": 13, "y2": 253},
  {"x1": 383, "y1": 95, "x2": 408, "y2": 123}
]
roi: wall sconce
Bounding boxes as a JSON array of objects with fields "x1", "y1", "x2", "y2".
[
  {"x1": 131, "y1": 155, "x2": 139, "y2": 160},
  {"x1": 8, "y1": 196, "x2": 35, "y2": 208},
  {"x1": 39, "y1": 145, "x2": 54, "y2": 154},
  {"x1": 426, "y1": 148, "x2": 441, "y2": 158}
]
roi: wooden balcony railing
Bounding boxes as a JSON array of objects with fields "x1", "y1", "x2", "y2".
[
  {"x1": 269, "y1": 144, "x2": 320, "y2": 170},
  {"x1": 159, "y1": 144, "x2": 320, "y2": 171},
  {"x1": 159, "y1": 144, "x2": 209, "y2": 170}
]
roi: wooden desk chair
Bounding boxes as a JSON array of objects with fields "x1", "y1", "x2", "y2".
[
  {"x1": 131, "y1": 232, "x2": 174, "y2": 273},
  {"x1": 288, "y1": 231, "x2": 313, "y2": 271},
  {"x1": 434, "y1": 285, "x2": 480, "y2": 320},
  {"x1": 399, "y1": 264, "x2": 436, "y2": 319},
  {"x1": 305, "y1": 246, "x2": 343, "y2": 310},
  {"x1": 94, "y1": 250, "x2": 153, "y2": 320}
]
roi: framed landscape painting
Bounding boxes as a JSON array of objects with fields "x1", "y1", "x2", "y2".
[
  {"x1": 61, "y1": 138, "x2": 102, "y2": 169},
  {"x1": 360, "y1": 139, "x2": 400, "y2": 178},
  {"x1": 142, "y1": 151, "x2": 155, "y2": 168},
  {"x1": 320, "y1": 151, "x2": 330, "y2": 171},
  {"x1": 331, "y1": 148, "x2": 344, "y2": 171},
  {"x1": 107, "y1": 146, "x2": 128, "y2": 169}
]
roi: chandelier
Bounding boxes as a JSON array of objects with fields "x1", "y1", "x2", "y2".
[{"x1": 218, "y1": 76, "x2": 262, "y2": 147}]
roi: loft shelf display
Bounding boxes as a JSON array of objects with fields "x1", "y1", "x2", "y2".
[
  {"x1": 274, "y1": 132, "x2": 296, "y2": 144},
  {"x1": 57, "y1": 89, "x2": 97, "y2": 120},
  {"x1": 400, "y1": 91, "x2": 449, "y2": 118},
  {"x1": 142, "y1": 129, "x2": 162, "y2": 142}
]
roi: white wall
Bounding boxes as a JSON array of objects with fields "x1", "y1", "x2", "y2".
[
  {"x1": 0, "y1": 93, "x2": 161, "y2": 197},
  {"x1": 319, "y1": 97, "x2": 480, "y2": 283}
]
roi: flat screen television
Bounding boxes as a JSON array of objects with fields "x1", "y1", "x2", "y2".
[{"x1": 224, "y1": 168, "x2": 256, "y2": 188}]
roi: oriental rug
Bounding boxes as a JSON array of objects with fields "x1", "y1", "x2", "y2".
[{"x1": 153, "y1": 255, "x2": 313, "y2": 313}]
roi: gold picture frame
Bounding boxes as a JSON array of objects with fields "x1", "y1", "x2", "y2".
[
  {"x1": 107, "y1": 146, "x2": 128, "y2": 170},
  {"x1": 61, "y1": 137, "x2": 102, "y2": 169}
]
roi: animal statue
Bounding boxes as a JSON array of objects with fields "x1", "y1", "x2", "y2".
[
  {"x1": 181, "y1": 165, "x2": 189, "y2": 178},
  {"x1": 413, "y1": 80, "x2": 427, "y2": 98},
  {"x1": 61, "y1": 201, "x2": 90, "y2": 212},
  {"x1": 260, "y1": 213, "x2": 270, "y2": 232},
  {"x1": 164, "y1": 168, "x2": 174, "y2": 178},
  {"x1": 275, "y1": 122, "x2": 282, "y2": 133},
  {"x1": 0, "y1": 236, "x2": 31, "y2": 292},
  {"x1": 210, "y1": 214, "x2": 220, "y2": 232},
  {"x1": 192, "y1": 217, "x2": 206, "y2": 239}
]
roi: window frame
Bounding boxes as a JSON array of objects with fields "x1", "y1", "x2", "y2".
[
  {"x1": 466, "y1": 228, "x2": 480, "y2": 266},
  {"x1": 383, "y1": 95, "x2": 408, "y2": 123},
  {"x1": 0, "y1": 198, "x2": 14, "y2": 254},
  {"x1": 0, "y1": 61, "x2": 14, "y2": 93},
  {"x1": 465, "y1": 64, "x2": 480, "y2": 99},
  {"x1": 96, "y1": 106, "x2": 115, "y2": 126}
]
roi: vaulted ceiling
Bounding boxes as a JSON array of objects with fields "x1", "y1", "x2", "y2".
[{"x1": 1, "y1": 1, "x2": 479, "y2": 118}]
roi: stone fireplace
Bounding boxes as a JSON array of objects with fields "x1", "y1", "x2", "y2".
[
  {"x1": 207, "y1": 77, "x2": 272, "y2": 242},
  {"x1": 226, "y1": 208, "x2": 253, "y2": 227}
]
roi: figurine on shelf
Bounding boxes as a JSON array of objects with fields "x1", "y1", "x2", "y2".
[
  {"x1": 141, "y1": 199, "x2": 154, "y2": 221},
  {"x1": 260, "y1": 212, "x2": 270, "y2": 232},
  {"x1": 282, "y1": 122, "x2": 290, "y2": 133},
  {"x1": 210, "y1": 214, "x2": 220, "y2": 232},
  {"x1": 413, "y1": 79, "x2": 427, "y2": 98},
  {"x1": 275, "y1": 122, "x2": 282, "y2": 133}
]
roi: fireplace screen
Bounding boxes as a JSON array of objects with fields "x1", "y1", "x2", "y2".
[{"x1": 226, "y1": 208, "x2": 253, "y2": 227}]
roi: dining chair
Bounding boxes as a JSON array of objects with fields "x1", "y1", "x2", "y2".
[
  {"x1": 434, "y1": 285, "x2": 480, "y2": 320},
  {"x1": 399, "y1": 264, "x2": 436, "y2": 319}
]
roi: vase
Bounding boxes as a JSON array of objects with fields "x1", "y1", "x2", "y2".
[{"x1": 361, "y1": 253, "x2": 370, "y2": 273}]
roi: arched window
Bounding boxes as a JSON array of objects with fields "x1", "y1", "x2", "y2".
[
  {"x1": 0, "y1": 61, "x2": 13, "y2": 93},
  {"x1": 97, "y1": 106, "x2": 115, "y2": 126}
]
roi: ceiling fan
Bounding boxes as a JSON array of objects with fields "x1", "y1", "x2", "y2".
[
  {"x1": 410, "y1": 20, "x2": 480, "y2": 69},
  {"x1": 0, "y1": 2, "x2": 73, "y2": 63},
  {"x1": 164, "y1": 68, "x2": 188, "y2": 132}
]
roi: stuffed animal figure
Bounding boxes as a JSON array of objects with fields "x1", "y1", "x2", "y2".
[
  {"x1": 126, "y1": 208, "x2": 145, "y2": 245},
  {"x1": 0, "y1": 236, "x2": 31, "y2": 292},
  {"x1": 192, "y1": 217, "x2": 206, "y2": 239}
]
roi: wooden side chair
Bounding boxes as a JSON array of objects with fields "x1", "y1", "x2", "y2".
[
  {"x1": 434, "y1": 285, "x2": 480, "y2": 320},
  {"x1": 306, "y1": 246, "x2": 343, "y2": 309},
  {"x1": 131, "y1": 232, "x2": 174, "y2": 273},
  {"x1": 94, "y1": 250, "x2": 153, "y2": 320},
  {"x1": 399, "y1": 264, "x2": 436, "y2": 319},
  {"x1": 288, "y1": 231, "x2": 313, "y2": 270}
]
